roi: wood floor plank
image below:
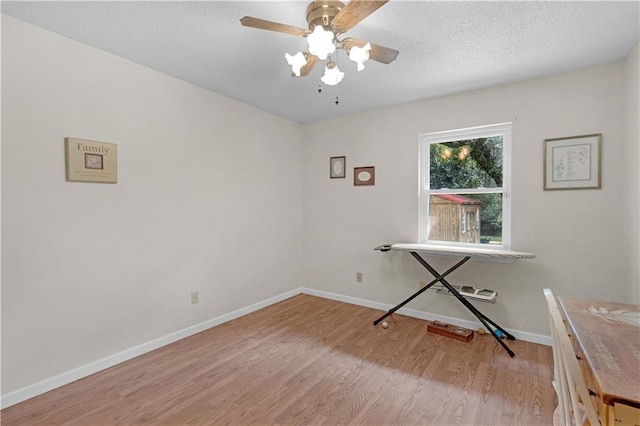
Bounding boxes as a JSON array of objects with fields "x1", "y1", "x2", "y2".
[{"x1": 1, "y1": 294, "x2": 555, "y2": 425}]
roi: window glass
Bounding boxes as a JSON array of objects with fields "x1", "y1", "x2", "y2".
[
  {"x1": 420, "y1": 123, "x2": 511, "y2": 248},
  {"x1": 429, "y1": 138, "x2": 503, "y2": 190}
]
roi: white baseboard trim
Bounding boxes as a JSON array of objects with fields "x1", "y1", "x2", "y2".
[
  {"x1": 2, "y1": 286, "x2": 550, "y2": 409},
  {"x1": 300, "y1": 288, "x2": 551, "y2": 346},
  {"x1": 0, "y1": 288, "x2": 302, "y2": 409}
]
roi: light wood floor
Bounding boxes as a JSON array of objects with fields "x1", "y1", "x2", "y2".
[{"x1": 1, "y1": 294, "x2": 555, "y2": 425}]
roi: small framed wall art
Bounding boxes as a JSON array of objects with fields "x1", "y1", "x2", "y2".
[
  {"x1": 543, "y1": 133, "x2": 601, "y2": 190},
  {"x1": 65, "y1": 137, "x2": 118, "y2": 183},
  {"x1": 354, "y1": 166, "x2": 375, "y2": 186},
  {"x1": 330, "y1": 156, "x2": 346, "y2": 179}
]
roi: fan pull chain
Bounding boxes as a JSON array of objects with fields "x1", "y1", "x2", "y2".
[{"x1": 315, "y1": 85, "x2": 339, "y2": 106}]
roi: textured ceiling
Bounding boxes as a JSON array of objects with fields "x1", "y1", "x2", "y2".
[{"x1": 2, "y1": 1, "x2": 639, "y2": 123}]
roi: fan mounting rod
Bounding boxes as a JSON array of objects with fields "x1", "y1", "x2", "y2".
[{"x1": 306, "y1": 1, "x2": 345, "y2": 31}]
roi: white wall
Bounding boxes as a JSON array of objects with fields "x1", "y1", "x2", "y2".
[
  {"x1": 623, "y1": 41, "x2": 639, "y2": 301},
  {"x1": 301, "y1": 61, "x2": 634, "y2": 336},
  {"x1": 1, "y1": 15, "x2": 302, "y2": 394}
]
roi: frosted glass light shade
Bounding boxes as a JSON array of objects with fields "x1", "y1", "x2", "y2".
[
  {"x1": 285, "y1": 52, "x2": 307, "y2": 77},
  {"x1": 307, "y1": 26, "x2": 335, "y2": 60},
  {"x1": 349, "y1": 42, "x2": 371, "y2": 71},
  {"x1": 321, "y1": 62, "x2": 344, "y2": 86}
]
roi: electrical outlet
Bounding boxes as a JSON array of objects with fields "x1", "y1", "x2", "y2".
[
  {"x1": 419, "y1": 281, "x2": 427, "y2": 289},
  {"x1": 356, "y1": 272, "x2": 363, "y2": 283},
  {"x1": 191, "y1": 291, "x2": 199, "y2": 304}
]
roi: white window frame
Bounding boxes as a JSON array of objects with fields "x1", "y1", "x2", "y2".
[{"x1": 418, "y1": 122, "x2": 512, "y2": 249}]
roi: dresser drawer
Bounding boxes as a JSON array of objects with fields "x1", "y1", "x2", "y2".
[{"x1": 612, "y1": 402, "x2": 640, "y2": 426}]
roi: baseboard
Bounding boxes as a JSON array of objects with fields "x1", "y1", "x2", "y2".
[
  {"x1": 300, "y1": 288, "x2": 551, "y2": 346},
  {"x1": 0, "y1": 288, "x2": 302, "y2": 409}
]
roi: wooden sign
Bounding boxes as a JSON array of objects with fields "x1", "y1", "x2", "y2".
[{"x1": 65, "y1": 137, "x2": 117, "y2": 183}]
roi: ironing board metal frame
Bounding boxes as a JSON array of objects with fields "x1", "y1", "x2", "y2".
[{"x1": 374, "y1": 243, "x2": 536, "y2": 357}]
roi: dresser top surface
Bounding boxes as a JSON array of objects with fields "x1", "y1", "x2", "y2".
[{"x1": 558, "y1": 297, "x2": 640, "y2": 405}]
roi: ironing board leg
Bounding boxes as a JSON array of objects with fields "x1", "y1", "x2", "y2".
[
  {"x1": 372, "y1": 257, "x2": 470, "y2": 326},
  {"x1": 409, "y1": 251, "x2": 516, "y2": 357}
]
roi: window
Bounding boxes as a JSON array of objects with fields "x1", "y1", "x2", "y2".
[
  {"x1": 419, "y1": 123, "x2": 511, "y2": 248},
  {"x1": 461, "y1": 211, "x2": 467, "y2": 234}
]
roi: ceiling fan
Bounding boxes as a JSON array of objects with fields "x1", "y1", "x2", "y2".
[{"x1": 240, "y1": 0, "x2": 399, "y2": 86}]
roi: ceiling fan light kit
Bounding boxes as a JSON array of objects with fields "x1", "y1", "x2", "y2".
[
  {"x1": 285, "y1": 52, "x2": 308, "y2": 77},
  {"x1": 348, "y1": 42, "x2": 371, "y2": 71},
  {"x1": 306, "y1": 25, "x2": 336, "y2": 60},
  {"x1": 321, "y1": 61, "x2": 345, "y2": 86},
  {"x1": 240, "y1": 0, "x2": 398, "y2": 87}
]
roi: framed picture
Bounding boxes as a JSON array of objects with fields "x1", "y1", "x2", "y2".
[
  {"x1": 544, "y1": 134, "x2": 601, "y2": 190},
  {"x1": 84, "y1": 153, "x2": 104, "y2": 170},
  {"x1": 330, "y1": 156, "x2": 346, "y2": 179},
  {"x1": 354, "y1": 166, "x2": 375, "y2": 186},
  {"x1": 65, "y1": 137, "x2": 118, "y2": 183}
]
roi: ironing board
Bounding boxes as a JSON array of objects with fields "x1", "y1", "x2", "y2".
[{"x1": 374, "y1": 243, "x2": 535, "y2": 357}]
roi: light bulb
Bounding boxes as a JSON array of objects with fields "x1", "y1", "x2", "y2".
[
  {"x1": 321, "y1": 61, "x2": 344, "y2": 86},
  {"x1": 285, "y1": 52, "x2": 307, "y2": 77},
  {"x1": 307, "y1": 26, "x2": 335, "y2": 60},
  {"x1": 349, "y1": 42, "x2": 371, "y2": 71}
]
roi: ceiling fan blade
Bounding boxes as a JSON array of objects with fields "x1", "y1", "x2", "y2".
[
  {"x1": 297, "y1": 55, "x2": 319, "y2": 77},
  {"x1": 342, "y1": 38, "x2": 399, "y2": 64},
  {"x1": 331, "y1": 0, "x2": 388, "y2": 33},
  {"x1": 240, "y1": 16, "x2": 309, "y2": 37}
]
